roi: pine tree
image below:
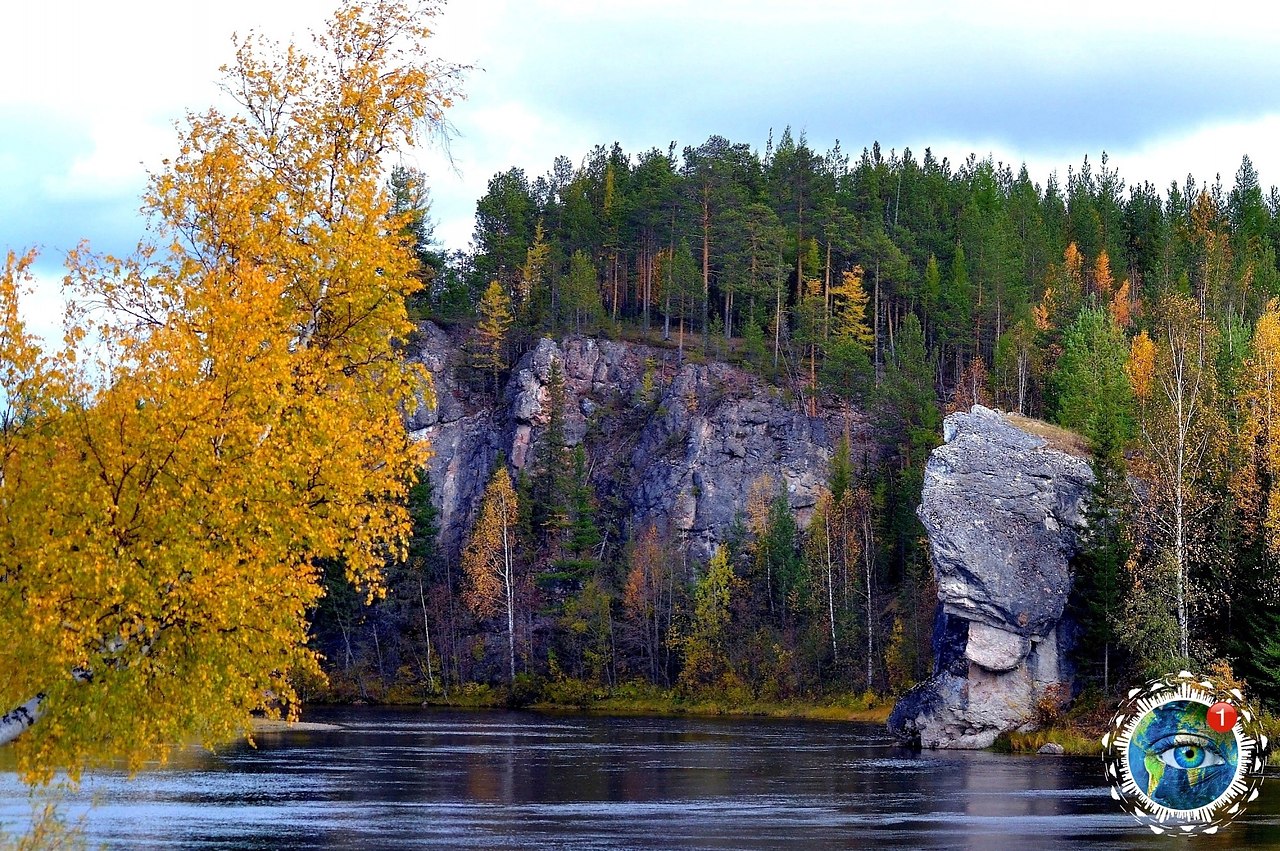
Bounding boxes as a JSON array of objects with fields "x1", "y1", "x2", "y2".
[
  {"x1": 763, "y1": 493, "x2": 805, "y2": 627},
  {"x1": 880, "y1": 314, "x2": 940, "y2": 470},
  {"x1": 822, "y1": 258, "x2": 874, "y2": 400},
  {"x1": 829, "y1": 432, "x2": 853, "y2": 505},
  {"x1": 922, "y1": 254, "x2": 942, "y2": 322},
  {"x1": 741, "y1": 313, "x2": 769, "y2": 374},
  {"x1": 389, "y1": 164, "x2": 438, "y2": 317},
  {"x1": 1052, "y1": 306, "x2": 1133, "y2": 459},
  {"x1": 942, "y1": 244, "x2": 972, "y2": 356},
  {"x1": 401, "y1": 470, "x2": 442, "y2": 693},
  {"x1": 562, "y1": 250, "x2": 603, "y2": 334},
  {"x1": 1069, "y1": 453, "x2": 1132, "y2": 692},
  {"x1": 518, "y1": 220, "x2": 551, "y2": 327},
  {"x1": 794, "y1": 276, "x2": 827, "y2": 413}
]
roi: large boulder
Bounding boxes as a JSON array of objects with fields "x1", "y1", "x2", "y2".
[{"x1": 888, "y1": 405, "x2": 1094, "y2": 749}]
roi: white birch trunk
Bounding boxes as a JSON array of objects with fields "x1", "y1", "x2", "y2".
[
  {"x1": 0, "y1": 695, "x2": 43, "y2": 747},
  {"x1": 500, "y1": 489, "x2": 516, "y2": 685}
]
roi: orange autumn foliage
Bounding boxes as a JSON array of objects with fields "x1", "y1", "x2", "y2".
[
  {"x1": 1093, "y1": 251, "x2": 1115, "y2": 301},
  {"x1": 1110, "y1": 279, "x2": 1133, "y2": 328},
  {"x1": 0, "y1": 0, "x2": 462, "y2": 781},
  {"x1": 1127, "y1": 330, "x2": 1156, "y2": 402},
  {"x1": 1235, "y1": 301, "x2": 1280, "y2": 552}
]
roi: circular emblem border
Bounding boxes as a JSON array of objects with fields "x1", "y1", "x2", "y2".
[{"x1": 1102, "y1": 670, "x2": 1268, "y2": 835}]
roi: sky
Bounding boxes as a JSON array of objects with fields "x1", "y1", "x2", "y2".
[{"x1": 5, "y1": 0, "x2": 1280, "y2": 344}]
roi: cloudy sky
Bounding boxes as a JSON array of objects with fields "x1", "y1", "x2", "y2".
[{"x1": 5, "y1": 0, "x2": 1280, "y2": 341}]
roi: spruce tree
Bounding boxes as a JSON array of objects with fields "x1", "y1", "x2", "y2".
[
  {"x1": 567, "y1": 445, "x2": 602, "y2": 566},
  {"x1": 532, "y1": 358, "x2": 572, "y2": 556}
]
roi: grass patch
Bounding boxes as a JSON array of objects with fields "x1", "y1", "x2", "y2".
[
  {"x1": 536, "y1": 682, "x2": 894, "y2": 723},
  {"x1": 993, "y1": 728, "x2": 1102, "y2": 756},
  {"x1": 420, "y1": 682, "x2": 507, "y2": 709},
  {"x1": 1003, "y1": 413, "x2": 1090, "y2": 458},
  {"x1": 403, "y1": 678, "x2": 894, "y2": 723}
]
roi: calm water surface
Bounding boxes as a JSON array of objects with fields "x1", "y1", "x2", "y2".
[{"x1": 3, "y1": 707, "x2": 1280, "y2": 849}]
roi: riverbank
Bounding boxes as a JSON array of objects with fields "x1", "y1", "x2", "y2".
[
  {"x1": 990, "y1": 687, "x2": 1280, "y2": 757},
  {"x1": 318, "y1": 679, "x2": 894, "y2": 724},
  {"x1": 531, "y1": 690, "x2": 893, "y2": 723}
]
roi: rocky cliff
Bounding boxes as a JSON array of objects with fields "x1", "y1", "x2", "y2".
[
  {"x1": 405, "y1": 323, "x2": 868, "y2": 561},
  {"x1": 888, "y1": 405, "x2": 1095, "y2": 749}
]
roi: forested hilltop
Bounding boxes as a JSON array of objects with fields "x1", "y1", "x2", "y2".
[{"x1": 318, "y1": 132, "x2": 1280, "y2": 712}]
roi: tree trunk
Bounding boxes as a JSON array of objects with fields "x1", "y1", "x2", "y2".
[
  {"x1": 642, "y1": 246, "x2": 651, "y2": 331},
  {"x1": 825, "y1": 514, "x2": 838, "y2": 664},
  {"x1": 863, "y1": 508, "x2": 875, "y2": 691},
  {"x1": 702, "y1": 189, "x2": 711, "y2": 348},
  {"x1": 612, "y1": 251, "x2": 620, "y2": 320},
  {"x1": 810, "y1": 340, "x2": 817, "y2": 417},
  {"x1": 1017, "y1": 347, "x2": 1028, "y2": 415},
  {"x1": 501, "y1": 490, "x2": 516, "y2": 685},
  {"x1": 419, "y1": 577, "x2": 435, "y2": 693},
  {"x1": 1104, "y1": 642, "x2": 1110, "y2": 694},
  {"x1": 823, "y1": 240, "x2": 832, "y2": 340},
  {"x1": 774, "y1": 277, "x2": 782, "y2": 369},
  {"x1": 0, "y1": 696, "x2": 43, "y2": 747},
  {"x1": 873, "y1": 259, "x2": 882, "y2": 385}
]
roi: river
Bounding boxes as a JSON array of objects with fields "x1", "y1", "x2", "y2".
[{"x1": 2, "y1": 707, "x2": 1279, "y2": 849}]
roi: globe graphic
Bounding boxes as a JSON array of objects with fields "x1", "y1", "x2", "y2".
[{"x1": 1127, "y1": 699, "x2": 1239, "y2": 812}]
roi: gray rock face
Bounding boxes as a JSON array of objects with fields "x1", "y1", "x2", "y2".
[
  {"x1": 407, "y1": 323, "x2": 869, "y2": 561},
  {"x1": 888, "y1": 405, "x2": 1094, "y2": 749}
]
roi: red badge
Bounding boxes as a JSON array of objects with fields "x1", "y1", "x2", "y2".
[{"x1": 1207, "y1": 701, "x2": 1238, "y2": 733}]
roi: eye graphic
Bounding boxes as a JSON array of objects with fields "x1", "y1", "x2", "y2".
[
  {"x1": 1127, "y1": 700, "x2": 1243, "y2": 809},
  {"x1": 1154, "y1": 735, "x2": 1226, "y2": 771},
  {"x1": 1103, "y1": 674, "x2": 1268, "y2": 835}
]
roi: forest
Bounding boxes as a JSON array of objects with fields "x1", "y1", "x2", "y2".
[{"x1": 312, "y1": 132, "x2": 1280, "y2": 713}]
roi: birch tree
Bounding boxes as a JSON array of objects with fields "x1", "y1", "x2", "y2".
[
  {"x1": 462, "y1": 463, "x2": 522, "y2": 683},
  {"x1": 1129, "y1": 293, "x2": 1222, "y2": 659},
  {"x1": 1, "y1": 0, "x2": 462, "y2": 780},
  {"x1": 1234, "y1": 300, "x2": 1280, "y2": 554},
  {"x1": 621, "y1": 524, "x2": 673, "y2": 684}
]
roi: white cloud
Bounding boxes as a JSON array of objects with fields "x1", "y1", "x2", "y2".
[
  {"x1": 14, "y1": 265, "x2": 68, "y2": 353},
  {"x1": 6, "y1": 0, "x2": 1280, "y2": 265},
  {"x1": 1104, "y1": 116, "x2": 1280, "y2": 192},
  {"x1": 42, "y1": 121, "x2": 172, "y2": 202},
  {"x1": 412, "y1": 95, "x2": 605, "y2": 249},
  {"x1": 916, "y1": 112, "x2": 1280, "y2": 199}
]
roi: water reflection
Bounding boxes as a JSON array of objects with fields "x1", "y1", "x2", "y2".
[{"x1": 2, "y1": 707, "x2": 1278, "y2": 849}]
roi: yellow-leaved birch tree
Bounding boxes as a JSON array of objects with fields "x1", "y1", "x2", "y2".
[
  {"x1": 1234, "y1": 300, "x2": 1280, "y2": 553},
  {"x1": 1129, "y1": 294, "x2": 1222, "y2": 660},
  {"x1": 462, "y1": 464, "x2": 521, "y2": 684},
  {"x1": 0, "y1": 0, "x2": 463, "y2": 782}
]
